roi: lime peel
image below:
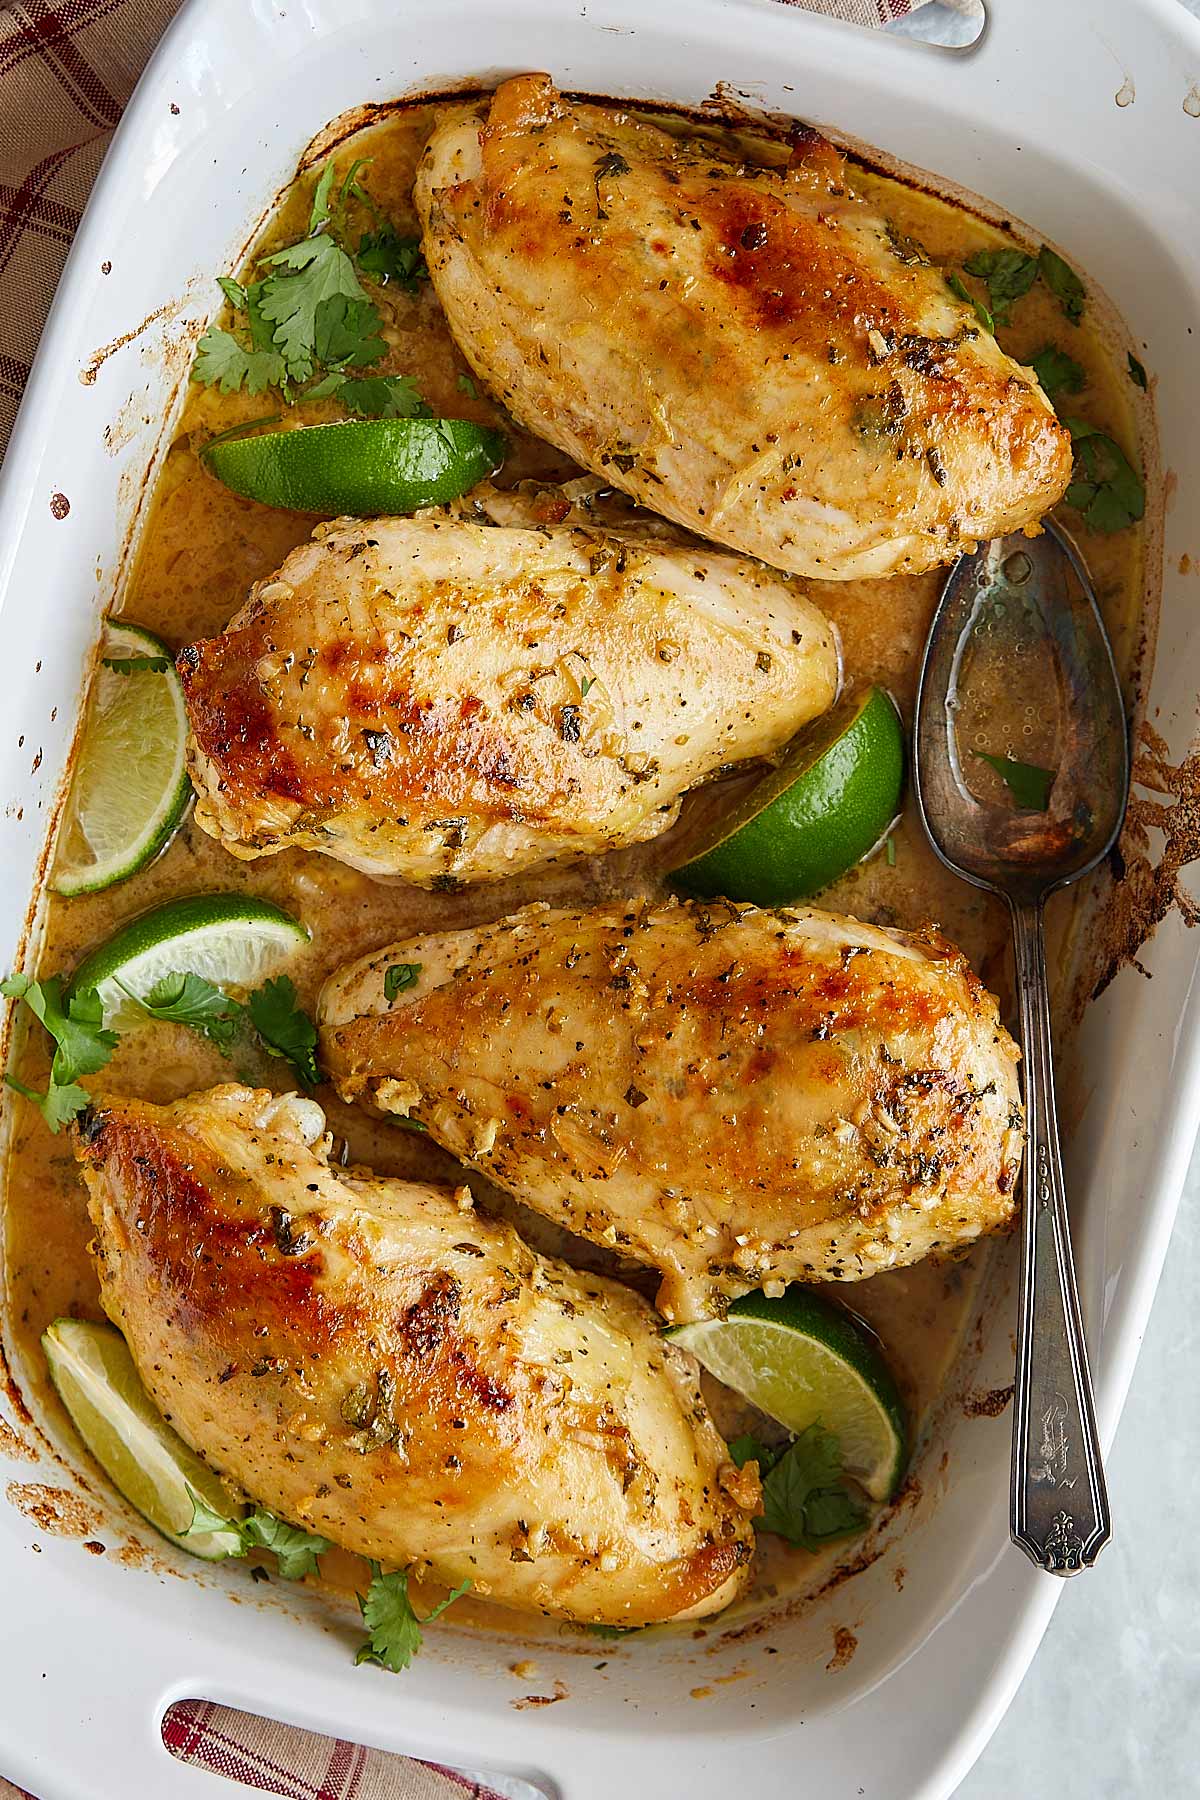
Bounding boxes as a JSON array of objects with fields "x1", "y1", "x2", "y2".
[
  {"x1": 670, "y1": 1285, "x2": 907, "y2": 1503},
  {"x1": 202, "y1": 416, "x2": 505, "y2": 515},
  {"x1": 53, "y1": 620, "x2": 190, "y2": 897},
  {"x1": 672, "y1": 685, "x2": 905, "y2": 906},
  {"x1": 68, "y1": 893, "x2": 309, "y2": 1029},
  {"x1": 43, "y1": 1318, "x2": 244, "y2": 1559}
]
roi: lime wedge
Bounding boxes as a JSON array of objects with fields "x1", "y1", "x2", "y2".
[
  {"x1": 53, "y1": 620, "x2": 190, "y2": 897},
  {"x1": 202, "y1": 417, "x2": 505, "y2": 515},
  {"x1": 672, "y1": 686, "x2": 905, "y2": 906},
  {"x1": 43, "y1": 1318, "x2": 243, "y2": 1558},
  {"x1": 670, "y1": 1287, "x2": 907, "y2": 1502},
  {"x1": 69, "y1": 892, "x2": 308, "y2": 1027}
]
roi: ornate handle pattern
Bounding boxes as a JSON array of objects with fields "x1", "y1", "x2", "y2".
[{"x1": 1009, "y1": 899, "x2": 1111, "y2": 1574}]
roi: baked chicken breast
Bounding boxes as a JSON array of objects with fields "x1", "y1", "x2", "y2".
[
  {"x1": 320, "y1": 897, "x2": 1024, "y2": 1322},
  {"x1": 74, "y1": 1085, "x2": 757, "y2": 1625},
  {"x1": 416, "y1": 76, "x2": 1073, "y2": 581},
  {"x1": 178, "y1": 496, "x2": 838, "y2": 883}
]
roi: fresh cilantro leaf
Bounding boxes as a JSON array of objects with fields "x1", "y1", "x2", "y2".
[
  {"x1": 2, "y1": 975, "x2": 117, "y2": 1081},
  {"x1": 242, "y1": 280, "x2": 282, "y2": 355},
  {"x1": 191, "y1": 326, "x2": 285, "y2": 397},
  {"x1": 131, "y1": 972, "x2": 245, "y2": 1052},
  {"x1": 1062, "y1": 418, "x2": 1145, "y2": 533},
  {"x1": 456, "y1": 372, "x2": 477, "y2": 400},
  {"x1": 302, "y1": 371, "x2": 349, "y2": 402},
  {"x1": 3, "y1": 973, "x2": 118, "y2": 1132},
  {"x1": 586, "y1": 1622, "x2": 639, "y2": 1638},
  {"x1": 594, "y1": 150, "x2": 631, "y2": 220},
  {"x1": 756, "y1": 1424, "x2": 869, "y2": 1552},
  {"x1": 308, "y1": 161, "x2": 338, "y2": 232},
  {"x1": 312, "y1": 293, "x2": 387, "y2": 369},
  {"x1": 217, "y1": 275, "x2": 248, "y2": 312},
  {"x1": 357, "y1": 228, "x2": 427, "y2": 293},
  {"x1": 247, "y1": 975, "x2": 320, "y2": 1087},
  {"x1": 962, "y1": 248, "x2": 1038, "y2": 327},
  {"x1": 337, "y1": 375, "x2": 427, "y2": 420},
  {"x1": 1029, "y1": 344, "x2": 1086, "y2": 403},
  {"x1": 258, "y1": 236, "x2": 366, "y2": 383},
  {"x1": 945, "y1": 273, "x2": 994, "y2": 334},
  {"x1": 974, "y1": 751, "x2": 1056, "y2": 811},
  {"x1": 5, "y1": 1071, "x2": 90, "y2": 1132},
  {"x1": 185, "y1": 1491, "x2": 241, "y2": 1539},
  {"x1": 727, "y1": 1432, "x2": 781, "y2": 1474},
  {"x1": 354, "y1": 1563, "x2": 471, "y2": 1674},
  {"x1": 242, "y1": 1509, "x2": 332, "y2": 1580},
  {"x1": 383, "y1": 962, "x2": 422, "y2": 1001},
  {"x1": 101, "y1": 654, "x2": 172, "y2": 675},
  {"x1": 1127, "y1": 351, "x2": 1148, "y2": 391},
  {"x1": 579, "y1": 675, "x2": 596, "y2": 698},
  {"x1": 184, "y1": 1495, "x2": 329, "y2": 1578},
  {"x1": 1038, "y1": 245, "x2": 1086, "y2": 323}
]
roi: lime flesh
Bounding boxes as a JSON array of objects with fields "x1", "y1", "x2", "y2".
[
  {"x1": 53, "y1": 620, "x2": 190, "y2": 897},
  {"x1": 69, "y1": 892, "x2": 308, "y2": 1027},
  {"x1": 203, "y1": 417, "x2": 505, "y2": 515},
  {"x1": 43, "y1": 1318, "x2": 243, "y2": 1558},
  {"x1": 671, "y1": 1286, "x2": 907, "y2": 1502},
  {"x1": 672, "y1": 686, "x2": 905, "y2": 906}
]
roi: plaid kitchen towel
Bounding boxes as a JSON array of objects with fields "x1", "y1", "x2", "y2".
[{"x1": 0, "y1": 0, "x2": 941, "y2": 1794}]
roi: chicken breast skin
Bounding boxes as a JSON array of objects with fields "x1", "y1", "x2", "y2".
[
  {"x1": 177, "y1": 496, "x2": 838, "y2": 883},
  {"x1": 74, "y1": 1085, "x2": 757, "y2": 1625},
  {"x1": 320, "y1": 898, "x2": 1024, "y2": 1323},
  {"x1": 416, "y1": 76, "x2": 1073, "y2": 581}
]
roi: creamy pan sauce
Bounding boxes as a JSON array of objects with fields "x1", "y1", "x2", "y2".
[{"x1": 2, "y1": 97, "x2": 1146, "y2": 1628}]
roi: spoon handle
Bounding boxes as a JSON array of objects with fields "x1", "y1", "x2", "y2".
[{"x1": 1009, "y1": 898, "x2": 1111, "y2": 1575}]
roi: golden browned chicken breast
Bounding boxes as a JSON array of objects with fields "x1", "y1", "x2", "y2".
[
  {"x1": 74, "y1": 1085, "x2": 757, "y2": 1626},
  {"x1": 320, "y1": 898, "x2": 1024, "y2": 1322},
  {"x1": 416, "y1": 76, "x2": 1072, "y2": 581},
  {"x1": 178, "y1": 493, "x2": 838, "y2": 883}
]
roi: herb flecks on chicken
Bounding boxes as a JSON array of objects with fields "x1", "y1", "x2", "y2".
[
  {"x1": 318, "y1": 896, "x2": 1025, "y2": 1322},
  {"x1": 415, "y1": 75, "x2": 1073, "y2": 581},
  {"x1": 74, "y1": 1085, "x2": 758, "y2": 1625}
]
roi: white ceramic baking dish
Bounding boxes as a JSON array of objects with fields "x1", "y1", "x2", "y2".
[{"x1": 2, "y1": 0, "x2": 1198, "y2": 1794}]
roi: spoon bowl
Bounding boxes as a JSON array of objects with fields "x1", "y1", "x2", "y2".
[
  {"x1": 913, "y1": 521, "x2": 1130, "y2": 905},
  {"x1": 912, "y1": 518, "x2": 1129, "y2": 1576}
]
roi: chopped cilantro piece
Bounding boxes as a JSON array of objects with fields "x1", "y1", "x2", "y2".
[
  {"x1": 354, "y1": 1563, "x2": 471, "y2": 1674},
  {"x1": 247, "y1": 974, "x2": 320, "y2": 1087},
  {"x1": 191, "y1": 327, "x2": 285, "y2": 397},
  {"x1": 357, "y1": 228, "x2": 427, "y2": 293},
  {"x1": 1038, "y1": 246, "x2": 1086, "y2": 323},
  {"x1": 727, "y1": 1426, "x2": 870, "y2": 1552},
  {"x1": 383, "y1": 963, "x2": 421, "y2": 1002},
  {"x1": 129, "y1": 971, "x2": 244, "y2": 1051},
  {"x1": 1126, "y1": 352, "x2": 1148, "y2": 391},
  {"x1": 1029, "y1": 344, "x2": 1086, "y2": 403},
  {"x1": 1, "y1": 974, "x2": 118, "y2": 1133},
  {"x1": 946, "y1": 272, "x2": 994, "y2": 334},
  {"x1": 962, "y1": 248, "x2": 1038, "y2": 327},
  {"x1": 974, "y1": 751, "x2": 1056, "y2": 811},
  {"x1": 1063, "y1": 418, "x2": 1145, "y2": 533}
]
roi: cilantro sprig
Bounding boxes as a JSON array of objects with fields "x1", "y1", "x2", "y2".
[
  {"x1": 3, "y1": 962, "x2": 323, "y2": 1127},
  {"x1": 1, "y1": 975, "x2": 117, "y2": 1130},
  {"x1": 191, "y1": 157, "x2": 430, "y2": 417},
  {"x1": 728, "y1": 1425, "x2": 869, "y2": 1552},
  {"x1": 974, "y1": 751, "x2": 1056, "y2": 812},
  {"x1": 1063, "y1": 417, "x2": 1145, "y2": 534},
  {"x1": 355, "y1": 1563, "x2": 472, "y2": 1673},
  {"x1": 1029, "y1": 344, "x2": 1085, "y2": 403},
  {"x1": 948, "y1": 242, "x2": 1087, "y2": 335},
  {"x1": 185, "y1": 1494, "x2": 332, "y2": 1581},
  {"x1": 383, "y1": 962, "x2": 421, "y2": 1002}
]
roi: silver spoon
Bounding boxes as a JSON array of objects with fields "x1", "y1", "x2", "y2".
[{"x1": 912, "y1": 519, "x2": 1128, "y2": 1575}]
